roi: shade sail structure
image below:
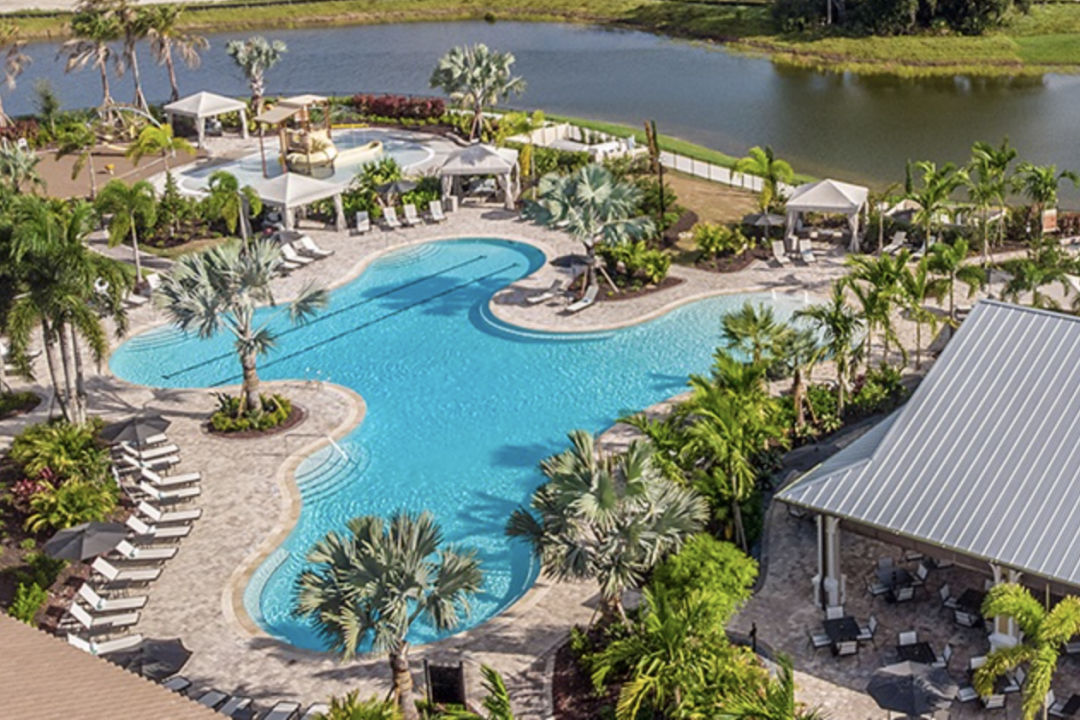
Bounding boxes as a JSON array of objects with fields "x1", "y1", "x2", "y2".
[
  {"x1": 779, "y1": 300, "x2": 1080, "y2": 590},
  {"x1": 784, "y1": 178, "x2": 869, "y2": 251},
  {"x1": 253, "y1": 172, "x2": 345, "y2": 231},
  {"x1": 867, "y1": 662, "x2": 957, "y2": 716},
  {"x1": 43, "y1": 522, "x2": 126, "y2": 561},
  {"x1": 439, "y1": 144, "x2": 520, "y2": 209},
  {"x1": 163, "y1": 91, "x2": 248, "y2": 146}
]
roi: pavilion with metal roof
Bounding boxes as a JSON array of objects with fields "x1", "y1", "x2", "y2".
[{"x1": 778, "y1": 300, "x2": 1080, "y2": 646}]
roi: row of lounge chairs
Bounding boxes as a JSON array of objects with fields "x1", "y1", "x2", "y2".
[
  {"x1": 381, "y1": 200, "x2": 448, "y2": 230},
  {"x1": 164, "y1": 677, "x2": 328, "y2": 720},
  {"x1": 772, "y1": 237, "x2": 816, "y2": 266},
  {"x1": 275, "y1": 233, "x2": 335, "y2": 273}
]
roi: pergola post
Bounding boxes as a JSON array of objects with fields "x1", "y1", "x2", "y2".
[
  {"x1": 987, "y1": 564, "x2": 1022, "y2": 651},
  {"x1": 333, "y1": 193, "x2": 345, "y2": 232},
  {"x1": 197, "y1": 117, "x2": 206, "y2": 149},
  {"x1": 813, "y1": 515, "x2": 845, "y2": 608},
  {"x1": 239, "y1": 107, "x2": 249, "y2": 140}
]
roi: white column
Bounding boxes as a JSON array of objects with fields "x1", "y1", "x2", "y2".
[
  {"x1": 239, "y1": 108, "x2": 249, "y2": 139},
  {"x1": 988, "y1": 564, "x2": 1021, "y2": 650},
  {"x1": 333, "y1": 194, "x2": 346, "y2": 232},
  {"x1": 197, "y1": 117, "x2": 206, "y2": 148},
  {"x1": 812, "y1": 515, "x2": 844, "y2": 608},
  {"x1": 812, "y1": 515, "x2": 824, "y2": 607}
]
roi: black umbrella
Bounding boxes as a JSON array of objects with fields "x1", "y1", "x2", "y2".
[
  {"x1": 99, "y1": 414, "x2": 170, "y2": 448},
  {"x1": 107, "y1": 638, "x2": 192, "y2": 681},
  {"x1": 42, "y1": 522, "x2": 126, "y2": 561},
  {"x1": 377, "y1": 179, "x2": 417, "y2": 198},
  {"x1": 867, "y1": 662, "x2": 958, "y2": 717}
]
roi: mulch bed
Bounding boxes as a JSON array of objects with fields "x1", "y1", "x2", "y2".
[
  {"x1": 695, "y1": 246, "x2": 771, "y2": 274},
  {"x1": 662, "y1": 210, "x2": 699, "y2": 246},
  {"x1": 552, "y1": 640, "x2": 620, "y2": 720},
  {"x1": 597, "y1": 275, "x2": 685, "y2": 302},
  {"x1": 204, "y1": 403, "x2": 306, "y2": 439}
]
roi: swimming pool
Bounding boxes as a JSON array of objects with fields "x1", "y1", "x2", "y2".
[
  {"x1": 109, "y1": 238, "x2": 804, "y2": 651},
  {"x1": 174, "y1": 128, "x2": 433, "y2": 196}
]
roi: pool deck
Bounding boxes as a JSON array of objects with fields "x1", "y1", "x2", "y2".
[{"x1": 2, "y1": 205, "x2": 964, "y2": 717}]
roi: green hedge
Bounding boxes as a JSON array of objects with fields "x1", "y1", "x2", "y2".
[{"x1": 210, "y1": 393, "x2": 293, "y2": 433}]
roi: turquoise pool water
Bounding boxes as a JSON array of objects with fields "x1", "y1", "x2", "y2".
[{"x1": 109, "y1": 238, "x2": 803, "y2": 651}]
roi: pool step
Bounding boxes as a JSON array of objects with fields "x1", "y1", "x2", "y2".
[
  {"x1": 121, "y1": 328, "x2": 192, "y2": 352},
  {"x1": 296, "y1": 443, "x2": 370, "y2": 504},
  {"x1": 376, "y1": 242, "x2": 441, "y2": 268}
]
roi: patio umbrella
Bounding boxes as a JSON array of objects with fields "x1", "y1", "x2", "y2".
[
  {"x1": 42, "y1": 522, "x2": 126, "y2": 561},
  {"x1": 377, "y1": 179, "x2": 417, "y2": 200},
  {"x1": 867, "y1": 662, "x2": 958, "y2": 717},
  {"x1": 742, "y1": 212, "x2": 786, "y2": 239},
  {"x1": 99, "y1": 414, "x2": 170, "y2": 448},
  {"x1": 106, "y1": 638, "x2": 192, "y2": 681}
]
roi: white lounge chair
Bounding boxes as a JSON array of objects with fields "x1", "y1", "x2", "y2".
[
  {"x1": 197, "y1": 690, "x2": 228, "y2": 710},
  {"x1": 383, "y1": 206, "x2": 403, "y2": 229},
  {"x1": 402, "y1": 203, "x2": 421, "y2": 226},
  {"x1": 296, "y1": 235, "x2": 333, "y2": 258},
  {"x1": 771, "y1": 239, "x2": 791, "y2": 266},
  {"x1": 67, "y1": 632, "x2": 143, "y2": 656},
  {"x1": 799, "y1": 238, "x2": 816, "y2": 264},
  {"x1": 77, "y1": 583, "x2": 147, "y2": 612},
  {"x1": 882, "y1": 231, "x2": 907, "y2": 254},
  {"x1": 118, "y1": 441, "x2": 180, "y2": 461},
  {"x1": 111, "y1": 539, "x2": 177, "y2": 561},
  {"x1": 68, "y1": 602, "x2": 140, "y2": 630},
  {"x1": 301, "y1": 705, "x2": 330, "y2": 720},
  {"x1": 137, "y1": 466, "x2": 201, "y2": 488},
  {"x1": 280, "y1": 243, "x2": 314, "y2": 266},
  {"x1": 162, "y1": 675, "x2": 192, "y2": 694},
  {"x1": 138, "y1": 481, "x2": 200, "y2": 503},
  {"x1": 354, "y1": 211, "x2": 371, "y2": 234},
  {"x1": 220, "y1": 696, "x2": 254, "y2": 717},
  {"x1": 137, "y1": 500, "x2": 201, "y2": 524},
  {"x1": 264, "y1": 701, "x2": 302, "y2": 720},
  {"x1": 92, "y1": 557, "x2": 161, "y2": 584},
  {"x1": 126, "y1": 514, "x2": 190, "y2": 540},
  {"x1": 118, "y1": 452, "x2": 179, "y2": 472},
  {"x1": 428, "y1": 200, "x2": 447, "y2": 222},
  {"x1": 566, "y1": 284, "x2": 598, "y2": 314},
  {"x1": 525, "y1": 279, "x2": 564, "y2": 305}
]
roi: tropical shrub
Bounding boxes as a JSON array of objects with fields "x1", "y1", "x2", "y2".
[
  {"x1": 12, "y1": 551, "x2": 66, "y2": 589},
  {"x1": 210, "y1": 393, "x2": 292, "y2": 433},
  {"x1": 0, "y1": 119, "x2": 40, "y2": 147},
  {"x1": 401, "y1": 175, "x2": 442, "y2": 210},
  {"x1": 634, "y1": 177, "x2": 682, "y2": 233},
  {"x1": 8, "y1": 420, "x2": 109, "y2": 482},
  {"x1": 649, "y1": 534, "x2": 757, "y2": 625},
  {"x1": 6, "y1": 475, "x2": 50, "y2": 514},
  {"x1": 8, "y1": 582, "x2": 48, "y2": 625},
  {"x1": 316, "y1": 691, "x2": 402, "y2": 719},
  {"x1": 0, "y1": 390, "x2": 38, "y2": 418},
  {"x1": 849, "y1": 366, "x2": 907, "y2": 418},
  {"x1": 24, "y1": 478, "x2": 117, "y2": 533},
  {"x1": 693, "y1": 223, "x2": 750, "y2": 260},
  {"x1": 350, "y1": 93, "x2": 445, "y2": 121},
  {"x1": 506, "y1": 142, "x2": 590, "y2": 178},
  {"x1": 597, "y1": 241, "x2": 672, "y2": 286}
]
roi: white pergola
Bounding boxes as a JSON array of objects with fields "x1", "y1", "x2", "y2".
[
  {"x1": 163, "y1": 91, "x2": 248, "y2": 147},
  {"x1": 439, "y1": 144, "x2": 519, "y2": 210},
  {"x1": 253, "y1": 172, "x2": 345, "y2": 232},
  {"x1": 784, "y1": 178, "x2": 870, "y2": 252}
]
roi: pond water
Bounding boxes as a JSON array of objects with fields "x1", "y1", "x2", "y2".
[{"x1": 9, "y1": 21, "x2": 1080, "y2": 204}]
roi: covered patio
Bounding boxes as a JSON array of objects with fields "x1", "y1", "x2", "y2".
[
  {"x1": 439, "y1": 144, "x2": 520, "y2": 211},
  {"x1": 784, "y1": 178, "x2": 869, "y2": 252},
  {"x1": 253, "y1": 172, "x2": 346, "y2": 232},
  {"x1": 163, "y1": 91, "x2": 248, "y2": 148}
]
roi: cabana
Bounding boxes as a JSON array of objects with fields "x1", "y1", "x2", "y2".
[
  {"x1": 438, "y1": 144, "x2": 519, "y2": 211},
  {"x1": 253, "y1": 172, "x2": 346, "y2": 232},
  {"x1": 783, "y1": 178, "x2": 869, "y2": 252},
  {"x1": 163, "y1": 91, "x2": 248, "y2": 147}
]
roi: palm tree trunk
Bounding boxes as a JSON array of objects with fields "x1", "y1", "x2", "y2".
[
  {"x1": 164, "y1": 44, "x2": 180, "y2": 102},
  {"x1": 915, "y1": 321, "x2": 922, "y2": 370},
  {"x1": 792, "y1": 368, "x2": 806, "y2": 430},
  {"x1": 56, "y1": 319, "x2": 81, "y2": 425},
  {"x1": 733, "y1": 500, "x2": 748, "y2": 552},
  {"x1": 129, "y1": 222, "x2": 143, "y2": 286},
  {"x1": 599, "y1": 594, "x2": 627, "y2": 626},
  {"x1": 69, "y1": 323, "x2": 88, "y2": 425},
  {"x1": 41, "y1": 320, "x2": 70, "y2": 422},
  {"x1": 98, "y1": 59, "x2": 113, "y2": 110},
  {"x1": 240, "y1": 351, "x2": 260, "y2": 414},
  {"x1": 471, "y1": 99, "x2": 483, "y2": 141},
  {"x1": 128, "y1": 45, "x2": 148, "y2": 111},
  {"x1": 0, "y1": 95, "x2": 8, "y2": 128},
  {"x1": 87, "y1": 151, "x2": 98, "y2": 200},
  {"x1": 836, "y1": 360, "x2": 847, "y2": 416},
  {"x1": 949, "y1": 275, "x2": 956, "y2": 321},
  {"x1": 388, "y1": 647, "x2": 419, "y2": 720}
]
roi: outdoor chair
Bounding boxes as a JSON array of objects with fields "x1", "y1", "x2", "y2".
[
  {"x1": 867, "y1": 579, "x2": 890, "y2": 598},
  {"x1": 1048, "y1": 690, "x2": 1067, "y2": 717},
  {"x1": 877, "y1": 557, "x2": 894, "y2": 570},
  {"x1": 798, "y1": 237, "x2": 816, "y2": 263},
  {"x1": 354, "y1": 211, "x2": 371, "y2": 234},
  {"x1": 903, "y1": 549, "x2": 924, "y2": 562},
  {"x1": 933, "y1": 643, "x2": 952, "y2": 669},
  {"x1": 91, "y1": 557, "x2": 160, "y2": 584},
  {"x1": 525, "y1": 279, "x2": 565, "y2": 305},
  {"x1": 835, "y1": 640, "x2": 858, "y2": 656},
  {"x1": 110, "y1": 538, "x2": 177, "y2": 562},
  {"x1": 825, "y1": 605, "x2": 845, "y2": 620},
  {"x1": 771, "y1": 239, "x2": 791, "y2": 266},
  {"x1": 161, "y1": 675, "x2": 192, "y2": 695},
  {"x1": 429, "y1": 199, "x2": 447, "y2": 222},
  {"x1": 126, "y1": 514, "x2": 190, "y2": 541},
  {"x1": 67, "y1": 602, "x2": 139, "y2": 631},
  {"x1": 982, "y1": 694, "x2": 1006, "y2": 710},
  {"x1": 383, "y1": 206, "x2": 403, "y2": 229},
  {"x1": 931, "y1": 556, "x2": 954, "y2": 569},
  {"x1": 1065, "y1": 639, "x2": 1080, "y2": 655},
  {"x1": 912, "y1": 563, "x2": 929, "y2": 586},
  {"x1": 911, "y1": 242, "x2": 927, "y2": 260},
  {"x1": 806, "y1": 628, "x2": 831, "y2": 651},
  {"x1": 955, "y1": 609, "x2": 979, "y2": 627},
  {"x1": 117, "y1": 441, "x2": 180, "y2": 461},
  {"x1": 137, "y1": 481, "x2": 200, "y2": 503},
  {"x1": 77, "y1": 583, "x2": 147, "y2": 613},
  {"x1": 296, "y1": 235, "x2": 334, "y2": 258},
  {"x1": 969, "y1": 655, "x2": 986, "y2": 672},
  {"x1": 67, "y1": 632, "x2": 143, "y2": 657},
  {"x1": 892, "y1": 585, "x2": 915, "y2": 603},
  {"x1": 882, "y1": 231, "x2": 907, "y2": 254},
  {"x1": 136, "y1": 500, "x2": 201, "y2": 525},
  {"x1": 1002, "y1": 666, "x2": 1024, "y2": 694},
  {"x1": 857, "y1": 614, "x2": 878, "y2": 644},
  {"x1": 220, "y1": 695, "x2": 254, "y2": 719},
  {"x1": 939, "y1": 584, "x2": 959, "y2": 610},
  {"x1": 898, "y1": 630, "x2": 917, "y2": 646},
  {"x1": 197, "y1": 690, "x2": 229, "y2": 710},
  {"x1": 118, "y1": 452, "x2": 180, "y2": 472},
  {"x1": 136, "y1": 466, "x2": 201, "y2": 489},
  {"x1": 956, "y1": 685, "x2": 978, "y2": 703},
  {"x1": 280, "y1": 243, "x2": 314, "y2": 266},
  {"x1": 264, "y1": 701, "x2": 302, "y2": 720},
  {"x1": 302, "y1": 705, "x2": 331, "y2": 720},
  {"x1": 566, "y1": 284, "x2": 598, "y2": 314},
  {"x1": 402, "y1": 203, "x2": 422, "y2": 226}
]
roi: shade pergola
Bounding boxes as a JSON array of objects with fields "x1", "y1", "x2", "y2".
[
  {"x1": 778, "y1": 300, "x2": 1080, "y2": 649},
  {"x1": 163, "y1": 91, "x2": 248, "y2": 147},
  {"x1": 439, "y1": 144, "x2": 519, "y2": 210},
  {"x1": 253, "y1": 172, "x2": 345, "y2": 231},
  {"x1": 784, "y1": 178, "x2": 869, "y2": 252}
]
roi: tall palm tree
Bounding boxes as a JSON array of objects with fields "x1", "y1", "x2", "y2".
[
  {"x1": 95, "y1": 179, "x2": 158, "y2": 286},
  {"x1": 925, "y1": 238, "x2": 986, "y2": 322},
  {"x1": 0, "y1": 145, "x2": 43, "y2": 194},
  {"x1": 0, "y1": 22, "x2": 30, "y2": 128},
  {"x1": 143, "y1": 4, "x2": 208, "y2": 103},
  {"x1": 899, "y1": 259, "x2": 939, "y2": 371},
  {"x1": 126, "y1": 123, "x2": 195, "y2": 177},
  {"x1": 225, "y1": 36, "x2": 287, "y2": 114},
  {"x1": 204, "y1": 170, "x2": 262, "y2": 242},
  {"x1": 794, "y1": 282, "x2": 864, "y2": 415},
  {"x1": 54, "y1": 124, "x2": 101, "y2": 199},
  {"x1": 734, "y1": 146, "x2": 794, "y2": 213},
  {"x1": 778, "y1": 328, "x2": 825, "y2": 431},
  {"x1": 970, "y1": 138, "x2": 1017, "y2": 255},
  {"x1": 295, "y1": 511, "x2": 483, "y2": 720},
  {"x1": 524, "y1": 164, "x2": 654, "y2": 291},
  {"x1": 721, "y1": 301, "x2": 792, "y2": 368},
  {"x1": 905, "y1": 160, "x2": 966, "y2": 248},
  {"x1": 843, "y1": 251, "x2": 908, "y2": 366},
  {"x1": 974, "y1": 584, "x2": 1080, "y2": 720},
  {"x1": 61, "y1": 10, "x2": 120, "y2": 112},
  {"x1": 156, "y1": 239, "x2": 326, "y2": 413},
  {"x1": 429, "y1": 44, "x2": 526, "y2": 140},
  {"x1": 1002, "y1": 256, "x2": 1069, "y2": 310},
  {"x1": 84, "y1": 0, "x2": 150, "y2": 111},
  {"x1": 718, "y1": 654, "x2": 825, "y2": 720},
  {"x1": 507, "y1": 431, "x2": 708, "y2": 622},
  {"x1": 1014, "y1": 162, "x2": 1080, "y2": 239}
]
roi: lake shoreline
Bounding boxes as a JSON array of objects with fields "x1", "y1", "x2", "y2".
[{"x1": 6, "y1": 0, "x2": 1080, "y2": 80}]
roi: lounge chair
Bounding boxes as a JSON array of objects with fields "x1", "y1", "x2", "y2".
[
  {"x1": 301, "y1": 705, "x2": 330, "y2": 720},
  {"x1": 402, "y1": 203, "x2": 421, "y2": 226},
  {"x1": 77, "y1": 583, "x2": 147, "y2": 612},
  {"x1": 525, "y1": 279, "x2": 564, "y2": 305},
  {"x1": 566, "y1": 284, "x2": 598, "y2": 314},
  {"x1": 162, "y1": 675, "x2": 192, "y2": 694},
  {"x1": 264, "y1": 701, "x2": 302, "y2": 720},
  {"x1": 137, "y1": 500, "x2": 201, "y2": 524},
  {"x1": 92, "y1": 557, "x2": 160, "y2": 584},
  {"x1": 118, "y1": 441, "x2": 180, "y2": 461},
  {"x1": 771, "y1": 239, "x2": 791, "y2": 266},
  {"x1": 220, "y1": 695, "x2": 255, "y2": 718},
  {"x1": 68, "y1": 602, "x2": 140, "y2": 631},
  {"x1": 67, "y1": 632, "x2": 143, "y2": 656},
  {"x1": 882, "y1": 231, "x2": 907, "y2": 254},
  {"x1": 197, "y1": 690, "x2": 229, "y2": 710},
  {"x1": 137, "y1": 466, "x2": 201, "y2": 488},
  {"x1": 138, "y1": 481, "x2": 200, "y2": 503},
  {"x1": 118, "y1": 452, "x2": 179, "y2": 472},
  {"x1": 354, "y1": 211, "x2": 371, "y2": 234},
  {"x1": 428, "y1": 200, "x2": 447, "y2": 222},
  {"x1": 383, "y1": 207, "x2": 403, "y2": 229},
  {"x1": 911, "y1": 242, "x2": 927, "y2": 260},
  {"x1": 110, "y1": 539, "x2": 177, "y2": 562},
  {"x1": 296, "y1": 235, "x2": 333, "y2": 258},
  {"x1": 939, "y1": 584, "x2": 959, "y2": 610},
  {"x1": 280, "y1": 243, "x2": 314, "y2": 266},
  {"x1": 798, "y1": 238, "x2": 816, "y2": 263},
  {"x1": 126, "y1": 514, "x2": 190, "y2": 540}
]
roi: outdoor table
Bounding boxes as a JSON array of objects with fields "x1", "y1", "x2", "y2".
[
  {"x1": 896, "y1": 642, "x2": 936, "y2": 664},
  {"x1": 1062, "y1": 694, "x2": 1080, "y2": 716},
  {"x1": 824, "y1": 617, "x2": 861, "y2": 644},
  {"x1": 957, "y1": 588, "x2": 986, "y2": 614},
  {"x1": 877, "y1": 567, "x2": 913, "y2": 589}
]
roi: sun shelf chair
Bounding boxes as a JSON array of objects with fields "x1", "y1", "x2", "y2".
[
  {"x1": 297, "y1": 235, "x2": 333, "y2": 258},
  {"x1": 566, "y1": 284, "x2": 598, "y2": 314},
  {"x1": 126, "y1": 514, "x2": 190, "y2": 540},
  {"x1": 525, "y1": 279, "x2": 565, "y2": 305},
  {"x1": 77, "y1": 583, "x2": 147, "y2": 613},
  {"x1": 136, "y1": 500, "x2": 201, "y2": 524},
  {"x1": 771, "y1": 239, "x2": 791, "y2": 266},
  {"x1": 402, "y1": 203, "x2": 421, "y2": 226},
  {"x1": 91, "y1": 557, "x2": 161, "y2": 584},
  {"x1": 428, "y1": 199, "x2": 447, "y2": 222},
  {"x1": 280, "y1": 243, "x2": 314, "y2": 267},
  {"x1": 383, "y1": 206, "x2": 403, "y2": 229},
  {"x1": 68, "y1": 632, "x2": 143, "y2": 656},
  {"x1": 354, "y1": 211, "x2": 371, "y2": 234},
  {"x1": 111, "y1": 538, "x2": 177, "y2": 562}
]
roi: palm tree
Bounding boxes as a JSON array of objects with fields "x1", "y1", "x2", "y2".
[
  {"x1": 437, "y1": 666, "x2": 516, "y2": 720},
  {"x1": 524, "y1": 164, "x2": 654, "y2": 291},
  {"x1": 1015, "y1": 162, "x2": 1080, "y2": 239},
  {"x1": 734, "y1": 146, "x2": 794, "y2": 213},
  {"x1": 721, "y1": 301, "x2": 792, "y2": 368},
  {"x1": 0, "y1": 145, "x2": 43, "y2": 194},
  {"x1": 906, "y1": 160, "x2": 966, "y2": 248},
  {"x1": 778, "y1": 328, "x2": 825, "y2": 431},
  {"x1": 1002, "y1": 256, "x2": 1069, "y2": 310},
  {"x1": 507, "y1": 431, "x2": 707, "y2": 622},
  {"x1": 970, "y1": 138, "x2": 1017, "y2": 257},
  {"x1": 0, "y1": 22, "x2": 30, "y2": 128},
  {"x1": 225, "y1": 36, "x2": 287, "y2": 114},
  {"x1": 843, "y1": 251, "x2": 908, "y2": 366},
  {"x1": 794, "y1": 282, "x2": 863, "y2": 415},
  {"x1": 126, "y1": 123, "x2": 195, "y2": 178},
  {"x1": 156, "y1": 239, "x2": 327, "y2": 413},
  {"x1": 718, "y1": 654, "x2": 825, "y2": 720},
  {"x1": 295, "y1": 511, "x2": 483, "y2": 720},
  {"x1": 95, "y1": 179, "x2": 157, "y2": 286},
  {"x1": 89, "y1": 0, "x2": 151, "y2": 111},
  {"x1": 204, "y1": 170, "x2": 262, "y2": 242},
  {"x1": 925, "y1": 238, "x2": 986, "y2": 322},
  {"x1": 429, "y1": 44, "x2": 526, "y2": 140},
  {"x1": 54, "y1": 124, "x2": 101, "y2": 199},
  {"x1": 974, "y1": 584, "x2": 1080, "y2": 720},
  {"x1": 899, "y1": 259, "x2": 939, "y2": 371},
  {"x1": 61, "y1": 9, "x2": 120, "y2": 112},
  {"x1": 143, "y1": 4, "x2": 208, "y2": 102}
]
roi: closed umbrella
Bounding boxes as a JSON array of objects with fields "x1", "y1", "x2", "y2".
[
  {"x1": 867, "y1": 662, "x2": 958, "y2": 717},
  {"x1": 100, "y1": 414, "x2": 170, "y2": 448},
  {"x1": 107, "y1": 638, "x2": 192, "y2": 681},
  {"x1": 42, "y1": 522, "x2": 126, "y2": 561}
]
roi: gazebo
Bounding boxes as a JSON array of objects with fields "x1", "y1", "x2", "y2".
[
  {"x1": 783, "y1": 178, "x2": 869, "y2": 252},
  {"x1": 163, "y1": 91, "x2": 248, "y2": 147},
  {"x1": 438, "y1": 144, "x2": 519, "y2": 210},
  {"x1": 253, "y1": 172, "x2": 345, "y2": 232}
]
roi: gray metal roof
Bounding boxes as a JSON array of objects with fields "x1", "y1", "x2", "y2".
[{"x1": 779, "y1": 300, "x2": 1080, "y2": 587}]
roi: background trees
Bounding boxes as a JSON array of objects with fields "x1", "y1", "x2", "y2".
[
  {"x1": 95, "y1": 179, "x2": 158, "y2": 286},
  {"x1": 430, "y1": 44, "x2": 526, "y2": 141},
  {"x1": 226, "y1": 35, "x2": 287, "y2": 114},
  {"x1": 734, "y1": 146, "x2": 794, "y2": 214},
  {"x1": 0, "y1": 21, "x2": 30, "y2": 128},
  {"x1": 143, "y1": 4, "x2": 208, "y2": 103}
]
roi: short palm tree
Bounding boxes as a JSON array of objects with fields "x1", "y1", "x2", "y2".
[
  {"x1": 969, "y1": 138, "x2": 1017, "y2": 259},
  {"x1": 734, "y1": 146, "x2": 794, "y2": 213},
  {"x1": 0, "y1": 21, "x2": 30, "y2": 127},
  {"x1": 778, "y1": 328, "x2": 825, "y2": 431},
  {"x1": 1001, "y1": 256, "x2": 1069, "y2": 310},
  {"x1": 794, "y1": 282, "x2": 863, "y2": 415},
  {"x1": 95, "y1": 179, "x2": 157, "y2": 285},
  {"x1": 507, "y1": 431, "x2": 707, "y2": 622},
  {"x1": 295, "y1": 511, "x2": 483, "y2": 720},
  {"x1": 204, "y1": 170, "x2": 262, "y2": 242},
  {"x1": 143, "y1": 4, "x2": 208, "y2": 102},
  {"x1": 125, "y1": 123, "x2": 195, "y2": 175},
  {"x1": 61, "y1": 10, "x2": 120, "y2": 111},
  {"x1": 54, "y1": 123, "x2": 101, "y2": 199},
  {"x1": 924, "y1": 238, "x2": 986, "y2": 322},
  {"x1": 1014, "y1": 162, "x2": 1080, "y2": 239},
  {"x1": 844, "y1": 251, "x2": 908, "y2": 366},
  {"x1": 718, "y1": 654, "x2": 825, "y2": 720},
  {"x1": 429, "y1": 44, "x2": 526, "y2": 140},
  {"x1": 974, "y1": 583, "x2": 1080, "y2": 720},
  {"x1": 905, "y1": 160, "x2": 965, "y2": 247},
  {"x1": 899, "y1": 259, "x2": 939, "y2": 370},
  {"x1": 721, "y1": 301, "x2": 792, "y2": 368},
  {"x1": 156, "y1": 239, "x2": 326, "y2": 413},
  {"x1": 225, "y1": 35, "x2": 287, "y2": 114}
]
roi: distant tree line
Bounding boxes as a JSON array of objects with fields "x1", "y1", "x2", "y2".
[{"x1": 773, "y1": 0, "x2": 1031, "y2": 36}]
